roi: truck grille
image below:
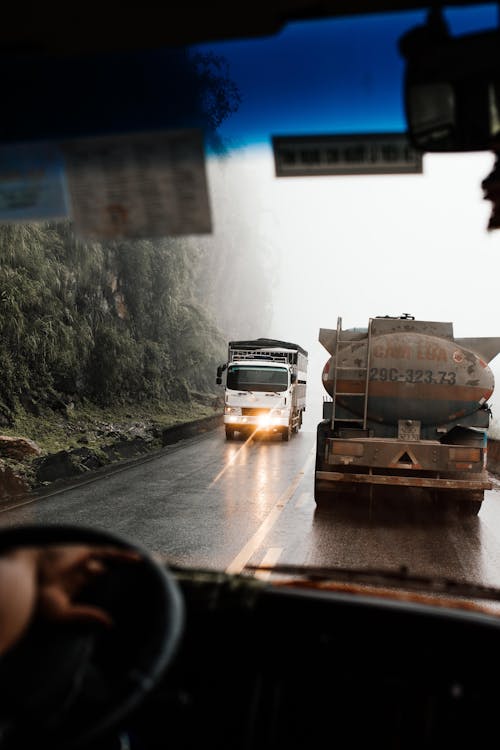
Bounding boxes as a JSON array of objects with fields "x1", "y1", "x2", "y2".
[{"x1": 242, "y1": 408, "x2": 269, "y2": 416}]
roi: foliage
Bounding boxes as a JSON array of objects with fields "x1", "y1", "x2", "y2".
[
  {"x1": 0, "y1": 222, "x2": 231, "y2": 412},
  {"x1": 190, "y1": 51, "x2": 242, "y2": 150}
]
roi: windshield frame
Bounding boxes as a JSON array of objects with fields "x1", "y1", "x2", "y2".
[{"x1": 226, "y1": 364, "x2": 289, "y2": 392}]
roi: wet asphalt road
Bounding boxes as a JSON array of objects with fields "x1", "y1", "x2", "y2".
[{"x1": 1, "y1": 425, "x2": 500, "y2": 587}]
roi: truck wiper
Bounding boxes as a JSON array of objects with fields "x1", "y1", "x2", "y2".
[{"x1": 245, "y1": 562, "x2": 500, "y2": 603}]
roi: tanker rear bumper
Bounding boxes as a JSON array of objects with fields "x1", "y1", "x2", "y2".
[{"x1": 315, "y1": 471, "x2": 491, "y2": 491}]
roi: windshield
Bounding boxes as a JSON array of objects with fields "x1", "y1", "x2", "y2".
[
  {"x1": 5, "y1": 7, "x2": 500, "y2": 747},
  {"x1": 227, "y1": 365, "x2": 288, "y2": 392},
  {"x1": 0, "y1": 1, "x2": 500, "y2": 606}
]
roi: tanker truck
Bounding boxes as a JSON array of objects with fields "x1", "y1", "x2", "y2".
[
  {"x1": 315, "y1": 314, "x2": 500, "y2": 514},
  {"x1": 216, "y1": 338, "x2": 308, "y2": 441}
]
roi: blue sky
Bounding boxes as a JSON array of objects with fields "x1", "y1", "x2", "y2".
[{"x1": 194, "y1": 4, "x2": 498, "y2": 151}]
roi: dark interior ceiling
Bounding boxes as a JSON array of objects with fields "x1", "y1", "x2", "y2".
[{"x1": 1, "y1": 1, "x2": 494, "y2": 55}]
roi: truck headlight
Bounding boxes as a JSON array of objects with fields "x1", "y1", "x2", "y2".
[{"x1": 225, "y1": 406, "x2": 242, "y2": 416}]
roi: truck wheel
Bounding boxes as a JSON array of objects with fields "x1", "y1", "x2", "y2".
[
  {"x1": 225, "y1": 427, "x2": 235, "y2": 440},
  {"x1": 314, "y1": 476, "x2": 346, "y2": 508},
  {"x1": 316, "y1": 419, "x2": 329, "y2": 457},
  {"x1": 314, "y1": 421, "x2": 331, "y2": 506},
  {"x1": 450, "y1": 498, "x2": 482, "y2": 516},
  {"x1": 282, "y1": 426, "x2": 291, "y2": 441},
  {"x1": 457, "y1": 500, "x2": 482, "y2": 516},
  {"x1": 314, "y1": 486, "x2": 331, "y2": 509},
  {"x1": 440, "y1": 490, "x2": 483, "y2": 516}
]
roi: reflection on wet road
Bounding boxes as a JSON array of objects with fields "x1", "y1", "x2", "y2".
[{"x1": 1, "y1": 426, "x2": 500, "y2": 588}]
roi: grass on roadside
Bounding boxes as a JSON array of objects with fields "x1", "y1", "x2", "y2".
[{"x1": 0, "y1": 398, "x2": 221, "y2": 455}]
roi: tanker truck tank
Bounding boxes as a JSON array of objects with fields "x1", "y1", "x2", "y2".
[{"x1": 315, "y1": 315, "x2": 500, "y2": 515}]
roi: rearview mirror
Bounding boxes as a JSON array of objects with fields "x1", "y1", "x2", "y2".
[{"x1": 400, "y1": 9, "x2": 500, "y2": 152}]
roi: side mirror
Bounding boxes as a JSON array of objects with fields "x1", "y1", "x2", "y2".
[
  {"x1": 290, "y1": 373, "x2": 297, "y2": 384},
  {"x1": 216, "y1": 363, "x2": 226, "y2": 386},
  {"x1": 400, "y1": 9, "x2": 500, "y2": 152}
]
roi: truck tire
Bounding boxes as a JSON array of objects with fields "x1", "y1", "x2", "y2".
[
  {"x1": 282, "y1": 425, "x2": 291, "y2": 441},
  {"x1": 442, "y1": 490, "x2": 483, "y2": 516},
  {"x1": 314, "y1": 479, "x2": 362, "y2": 508},
  {"x1": 314, "y1": 479, "x2": 332, "y2": 509},
  {"x1": 314, "y1": 420, "x2": 330, "y2": 506},
  {"x1": 225, "y1": 427, "x2": 235, "y2": 440},
  {"x1": 457, "y1": 500, "x2": 482, "y2": 516}
]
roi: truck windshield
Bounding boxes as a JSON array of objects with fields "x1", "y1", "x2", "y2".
[{"x1": 227, "y1": 365, "x2": 288, "y2": 392}]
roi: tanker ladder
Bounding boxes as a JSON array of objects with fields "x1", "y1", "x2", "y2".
[{"x1": 330, "y1": 316, "x2": 372, "y2": 434}]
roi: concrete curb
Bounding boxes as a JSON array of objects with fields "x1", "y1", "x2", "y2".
[{"x1": 162, "y1": 414, "x2": 223, "y2": 445}]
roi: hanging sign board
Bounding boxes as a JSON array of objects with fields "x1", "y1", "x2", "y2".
[
  {"x1": 62, "y1": 129, "x2": 212, "y2": 239},
  {"x1": 273, "y1": 132, "x2": 423, "y2": 176}
]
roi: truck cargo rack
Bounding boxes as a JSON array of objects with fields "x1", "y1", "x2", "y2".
[{"x1": 229, "y1": 349, "x2": 289, "y2": 363}]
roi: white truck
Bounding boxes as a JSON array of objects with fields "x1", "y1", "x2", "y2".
[{"x1": 216, "y1": 338, "x2": 308, "y2": 441}]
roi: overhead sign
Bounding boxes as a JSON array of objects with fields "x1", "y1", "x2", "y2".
[{"x1": 272, "y1": 132, "x2": 423, "y2": 177}]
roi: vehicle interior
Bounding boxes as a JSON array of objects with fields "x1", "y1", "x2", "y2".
[{"x1": 1, "y1": 2, "x2": 500, "y2": 749}]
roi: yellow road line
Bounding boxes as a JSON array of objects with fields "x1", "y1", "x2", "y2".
[
  {"x1": 226, "y1": 448, "x2": 315, "y2": 574},
  {"x1": 254, "y1": 547, "x2": 283, "y2": 580}
]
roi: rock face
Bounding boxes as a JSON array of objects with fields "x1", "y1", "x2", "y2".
[
  {"x1": 0, "y1": 460, "x2": 31, "y2": 499},
  {"x1": 0, "y1": 436, "x2": 42, "y2": 461},
  {"x1": 34, "y1": 447, "x2": 107, "y2": 483},
  {"x1": 0, "y1": 436, "x2": 43, "y2": 498}
]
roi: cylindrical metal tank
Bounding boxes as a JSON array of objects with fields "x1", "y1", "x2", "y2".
[{"x1": 322, "y1": 331, "x2": 494, "y2": 425}]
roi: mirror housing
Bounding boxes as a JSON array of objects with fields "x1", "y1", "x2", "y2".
[
  {"x1": 216, "y1": 363, "x2": 226, "y2": 386},
  {"x1": 400, "y1": 10, "x2": 500, "y2": 152}
]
